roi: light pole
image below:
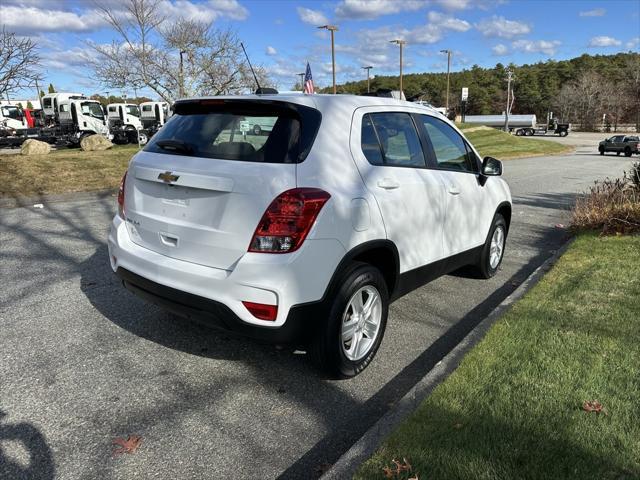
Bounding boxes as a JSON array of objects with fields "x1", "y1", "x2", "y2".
[
  {"x1": 318, "y1": 25, "x2": 338, "y2": 94},
  {"x1": 504, "y1": 69, "x2": 514, "y2": 132},
  {"x1": 440, "y1": 49, "x2": 452, "y2": 112},
  {"x1": 179, "y1": 49, "x2": 187, "y2": 98},
  {"x1": 362, "y1": 66, "x2": 373, "y2": 93},
  {"x1": 297, "y1": 72, "x2": 305, "y2": 91},
  {"x1": 390, "y1": 39, "x2": 406, "y2": 97}
]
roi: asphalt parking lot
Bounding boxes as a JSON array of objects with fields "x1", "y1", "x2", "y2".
[{"x1": 0, "y1": 148, "x2": 635, "y2": 479}]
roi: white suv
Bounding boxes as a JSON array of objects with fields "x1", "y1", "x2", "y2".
[{"x1": 108, "y1": 94, "x2": 512, "y2": 378}]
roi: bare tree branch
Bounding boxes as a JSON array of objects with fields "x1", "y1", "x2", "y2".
[
  {"x1": 0, "y1": 28, "x2": 41, "y2": 98},
  {"x1": 87, "y1": 0, "x2": 270, "y2": 102}
]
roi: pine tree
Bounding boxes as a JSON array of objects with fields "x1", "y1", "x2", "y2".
[{"x1": 48, "y1": 83, "x2": 55, "y2": 94}]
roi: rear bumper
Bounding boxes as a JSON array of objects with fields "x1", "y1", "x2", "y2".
[
  {"x1": 116, "y1": 267, "x2": 324, "y2": 343},
  {"x1": 107, "y1": 214, "x2": 344, "y2": 341}
]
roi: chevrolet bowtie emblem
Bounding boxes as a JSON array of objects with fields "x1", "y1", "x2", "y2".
[{"x1": 158, "y1": 171, "x2": 179, "y2": 183}]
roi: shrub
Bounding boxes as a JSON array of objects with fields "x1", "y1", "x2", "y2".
[{"x1": 571, "y1": 162, "x2": 640, "y2": 235}]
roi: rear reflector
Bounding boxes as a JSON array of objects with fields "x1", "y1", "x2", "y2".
[{"x1": 242, "y1": 301, "x2": 278, "y2": 321}]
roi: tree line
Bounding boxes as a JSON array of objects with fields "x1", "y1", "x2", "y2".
[{"x1": 327, "y1": 52, "x2": 639, "y2": 131}]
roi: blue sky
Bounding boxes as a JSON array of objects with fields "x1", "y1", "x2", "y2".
[{"x1": 2, "y1": 0, "x2": 639, "y2": 99}]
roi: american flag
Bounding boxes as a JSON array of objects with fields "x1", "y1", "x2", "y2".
[{"x1": 303, "y1": 62, "x2": 314, "y2": 94}]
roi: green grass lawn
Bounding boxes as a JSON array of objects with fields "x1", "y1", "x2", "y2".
[
  {"x1": 0, "y1": 144, "x2": 138, "y2": 198},
  {"x1": 462, "y1": 127, "x2": 571, "y2": 160},
  {"x1": 356, "y1": 233, "x2": 640, "y2": 480}
]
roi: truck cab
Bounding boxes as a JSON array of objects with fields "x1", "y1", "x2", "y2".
[
  {"x1": 107, "y1": 103, "x2": 143, "y2": 143},
  {"x1": 57, "y1": 99, "x2": 109, "y2": 140},
  {"x1": 0, "y1": 104, "x2": 28, "y2": 131},
  {"x1": 41, "y1": 93, "x2": 86, "y2": 123},
  {"x1": 140, "y1": 102, "x2": 170, "y2": 129}
]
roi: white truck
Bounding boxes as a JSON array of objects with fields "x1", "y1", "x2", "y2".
[
  {"x1": 107, "y1": 103, "x2": 144, "y2": 144},
  {"x1": 0, "y1": 104, "x2": 28, "y2": 130},
  {"x1": 140, "y1": 101, "x2": 171, "y2": 138},
  {"x1": 0, "y1": 95, "x2": 110, "y2": 147}
]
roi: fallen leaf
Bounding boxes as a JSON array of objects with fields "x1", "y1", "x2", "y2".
[
  {"x1": 383, "y1": 458, "x2": 413, "y2": 478},
  {"x1": 112, "y1": 435, "x2": 142, "y2": 455},
  {"x1": 582, "y1": 400, "x2": 607, "y2": 415},
  {"x1": 382, "y1": 466, "x2": 394, "y2": 478}
]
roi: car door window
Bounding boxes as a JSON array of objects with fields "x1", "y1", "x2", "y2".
[
  {"x1": 361, "y1": 114, "x2": 384, "y2": 165},
  {"x1": 420, "y1": 115, "x2": 476, "y2": 173},
  {"x1": 363, "y1": 113, "x2": 426, "y2": 167}
]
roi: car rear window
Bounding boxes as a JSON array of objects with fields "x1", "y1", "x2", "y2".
[{"x1": 144, "y1": 100, "x2": 322, "y2": 163}]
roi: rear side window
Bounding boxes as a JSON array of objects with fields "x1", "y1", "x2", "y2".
[
  {"x1": 142, "y1": 105, "x2": 152, "y2": 112},
  {"x1": 421, "y1": 115, "x2": 476, "y2": 173},
  {"x1": 361, "y1": 112, "x2": 426, "y2": 167},
  {"x1": 145, "y1": 100, "x2": 321, "y2": 163}
]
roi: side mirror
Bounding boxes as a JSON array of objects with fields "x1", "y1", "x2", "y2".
[{"x1": 482, "y1": 156, "x2": 502, "y2": 176}]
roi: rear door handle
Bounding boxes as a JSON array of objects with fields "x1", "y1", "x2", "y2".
[
  {"x1": 377, "y1": 178, "x2": 400, "y2": 190},
  {"x1": 448, "y1": 185, "x2": 461, "y2": 195}
]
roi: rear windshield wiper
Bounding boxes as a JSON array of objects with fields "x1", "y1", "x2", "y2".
[{"x1": 155, "y1": 139, "x2": 194, "y2": 155}]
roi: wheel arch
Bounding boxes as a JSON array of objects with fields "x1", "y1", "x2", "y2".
[
  {"x1": 326, "y1": 240, "x2": 400, "y2": 301},
  {"x1": 496, "y1": 201, "x2": 512, "y2": 234}
]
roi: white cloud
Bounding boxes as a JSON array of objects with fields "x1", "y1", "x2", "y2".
[
  {"x1": 159, "y1": 0, "x2": 249, "y2": 22},
  {"x1": 627, "y1": 37, "x2": 640, "y2": 49},
  {"x1": 296, "y1": 7, "x2": 329, "y2": 25},
  {"x1": 579, "y1": 8, "x2": 606, "y2": 17},
  {"x1": 266, "y1": 46, "x2": 277, "y2": 56},
  {"x1": 335, "y1": 0, "x2": 428, "y2": 20},
  {"x1": 1, "y1": 0, "x2": 248, "y2": 34},
  {"x1": 512, "y1": 39, "x2": 561, "y2": 55},
  {"x1": 492, "y1": 43, "x2": 509, "y2": 55},
  {"x1": 427, "y1": 11, "x2": 471, "y2": 32},
  {"x1": 588, "y1": 36, "x2": 622, "y2": 47},
  {"x1": 475, "y1": 15, "x2": 530, "y2": 39},
  {"x1": 433, "y1": 0, "x2": 471, "y2": 10},
  {"x1": 1, "y1": 6, "x2": 108, "y2": 33},
  {"x1": 334, "y1": 0, "x2": 501, "y2": 19}
]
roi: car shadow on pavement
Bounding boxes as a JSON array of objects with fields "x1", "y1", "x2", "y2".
[{"x1": 0, "y1": 409, "x2": 55, "y2": 480}]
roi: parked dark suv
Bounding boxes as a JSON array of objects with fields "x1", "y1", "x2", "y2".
[{"x1": 599, "y1": 135, "x2": 639, "y2": 157}]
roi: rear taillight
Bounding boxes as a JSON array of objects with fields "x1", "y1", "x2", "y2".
[
  {"x1": 249, "y1": 188, "x2": 331, "y2": 253},
  {"x1": 242, "y1": 301, "x2": 278, "y2": 321},
  {"x1": 118, "y1": 171, "x2": 127, "y2": 218}
]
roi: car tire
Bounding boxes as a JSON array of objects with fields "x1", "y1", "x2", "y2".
[
  {"x1": 516, "y1": 129, "x2": 523, "y2": 136},
  {"x1": 599, "y1": 146, "x2": 605, "y2": 155},
  {"x1": 525, "y1": 129, "x2": 533, "y2": 136},
  {"x1": 617, "y1": 151, "x2": 621, "y2": 156},
  {"x1": 476, "y1": 214, "x2": 507, "y2": 279},
  {"x1": 625, "y1": 147, "x2": 632, "y2": 157},
  {"x1": 253, "y1": 125, "x2": 261, "y2": 135},
  {"x1": 559, "y1": 131, "x2": 567, "y2": 137},
  {"x1": 309, "y1": 262, "x2": 389, "y2": 378}
]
